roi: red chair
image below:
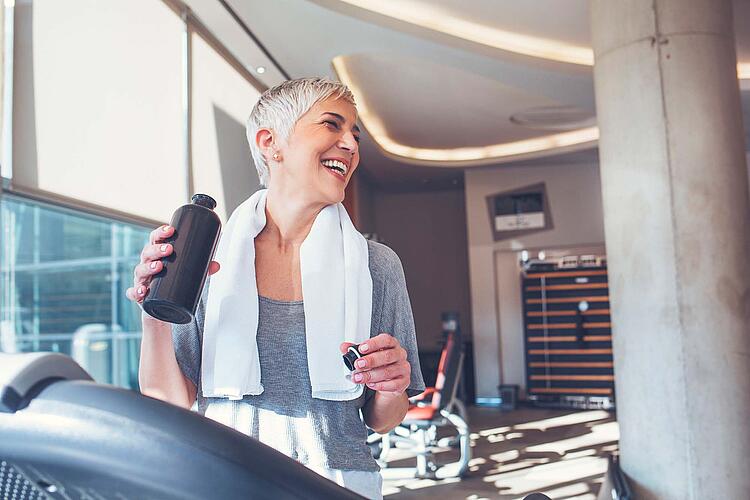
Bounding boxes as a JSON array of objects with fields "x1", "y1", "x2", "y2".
[{"x1": 375, "y1": 321, "x2": 471, "y2": 479}]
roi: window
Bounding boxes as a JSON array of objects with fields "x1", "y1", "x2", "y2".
[
  {"x1": 1, "y1": 1, "x2": 264, "y2": 392},
  {"x1": 1, "y1": 194, "x2": 151, "y2": 390}
]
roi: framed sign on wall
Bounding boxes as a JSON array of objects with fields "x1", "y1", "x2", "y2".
[{"x1": 486, "y1": 182, "x2": 553, "y2": 241}]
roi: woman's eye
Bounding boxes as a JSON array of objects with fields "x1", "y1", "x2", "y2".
[
  {"x1": 324, "y1": 120, "x2": 340, "y2": 129},
  {"x1": 354, "y1": 135, "x2": 361, "y2": 143}
]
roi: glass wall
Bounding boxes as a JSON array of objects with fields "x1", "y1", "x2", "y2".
[
  {"x1": 0, "y1": 193, "x2": 151, "y2": 390},
  {"x1": 1, "y1": 1, "x2": 265, "y2": 392}
]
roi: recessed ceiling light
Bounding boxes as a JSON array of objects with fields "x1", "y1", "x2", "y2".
[
  {"x1": 510, "y1": 106, "x2": 596, "y2": 131},
  {"x1": 256, "y1": 66, "x2": 266, "y2": 74}
]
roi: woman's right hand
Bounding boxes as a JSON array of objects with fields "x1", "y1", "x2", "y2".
[{"x1": 125, "y1": 224, "x2": 220, "y2": 307}]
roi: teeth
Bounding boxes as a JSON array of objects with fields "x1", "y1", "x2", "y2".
[{"x1": 322, "y1": 159, "x2": 348, "y2": 175}]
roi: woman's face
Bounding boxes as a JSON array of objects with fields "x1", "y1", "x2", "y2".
[{"x1": 274, "y1": 97, "x2": 360, "y2": 205}]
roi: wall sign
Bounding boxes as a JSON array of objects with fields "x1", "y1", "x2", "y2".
[{"x1": 486, "y1": 182, "x2": 553, "y2": 241}]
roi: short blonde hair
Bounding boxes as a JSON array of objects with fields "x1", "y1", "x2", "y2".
[{"x1": 246, "y1": 77, "x2": 356, "y2": 186}]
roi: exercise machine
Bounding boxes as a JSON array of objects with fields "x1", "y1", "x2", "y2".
[{"x1": 0, "y1": 352, "x2": 363, "y2": 499}]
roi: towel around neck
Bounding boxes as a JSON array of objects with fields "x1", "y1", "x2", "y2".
[{"x1": 201, "y1": 189, "x2": 373, "y2": 401}]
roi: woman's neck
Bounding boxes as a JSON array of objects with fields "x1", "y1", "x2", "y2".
[{"x1": 260, "y1": 186, "x2": 325, "y2": 250}]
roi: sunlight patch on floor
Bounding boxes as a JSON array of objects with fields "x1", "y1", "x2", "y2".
[
  {"x1": 381, "y1": 407, "x2": 619, "y2": 499},
  {"x1": 513, "y1": 411, "x2": 610, "y2": 432},
  {"x1": 488, "y1": 450, "x2": 520, "y2": 463},
  {"x1": 383, "y1": 475, "x2": 462, "y2": 496},
  {"x1": 539, "y1": 481, "x2": 592, "y2": 498},
  {"x1": 525, "y1": 421, "x2": 619, "y2": 455},
  {"x1": 485, "y1": 455, "x2": 607, "y2": 495},
  {"x1": 477, "y1": 426, "x2": 511, "y2": 437}
]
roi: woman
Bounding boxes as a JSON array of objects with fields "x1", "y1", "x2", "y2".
[{"x1": 127, "y1": 77, "x2": 424, "y2": 499}]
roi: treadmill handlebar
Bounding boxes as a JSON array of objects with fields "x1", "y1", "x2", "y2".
[{"x1": 0, "y1": 352, "x2": 93, "y2": 413}]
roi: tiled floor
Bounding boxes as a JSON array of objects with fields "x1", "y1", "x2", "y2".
[{"x1": 379, "y1": 406, "x2": 619, "y2": 500}]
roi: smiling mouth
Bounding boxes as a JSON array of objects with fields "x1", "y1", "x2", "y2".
[{"x1": 321, "y1": 159, "x2": 348, "y2": 177}]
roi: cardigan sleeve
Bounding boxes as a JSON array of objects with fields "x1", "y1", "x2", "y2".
[{"x1": 367, "y1": 241, "x2": 426, "y2": 398}]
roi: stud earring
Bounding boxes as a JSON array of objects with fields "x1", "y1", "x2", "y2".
[{"x1": 272, "y1": 153, "x2": 280, "y2": 161}]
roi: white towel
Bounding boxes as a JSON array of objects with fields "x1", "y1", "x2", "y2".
[{"x1": 201, "y1": 189, "x2": 372, "y2": 401}]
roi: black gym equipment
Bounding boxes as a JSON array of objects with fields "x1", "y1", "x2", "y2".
[{"x1": 0, "y1": 352, "x2": 363, "y2": 499}]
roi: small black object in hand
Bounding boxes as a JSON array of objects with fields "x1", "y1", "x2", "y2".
[{"x1": 342, "y1": 345, "x2": 363, "y2": 371}]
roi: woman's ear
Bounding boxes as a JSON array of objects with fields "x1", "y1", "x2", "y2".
[{"x1": 256, "y1": 128, "x2": 279, "y2": 163}]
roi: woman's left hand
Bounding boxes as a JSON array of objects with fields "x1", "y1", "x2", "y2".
[{"x1": 340, "y1": 333, "x2": 411, "y2": 395}]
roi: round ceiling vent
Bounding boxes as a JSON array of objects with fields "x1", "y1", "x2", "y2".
[{"x1": 510, "y1": 106, "x2": 596, "y2": 131}]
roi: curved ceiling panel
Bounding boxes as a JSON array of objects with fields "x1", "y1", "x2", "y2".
[
  {"x1": 409, "y1": 0, "x2": 592, "y2": 47},
  {"x1": 334, "y1": 55, "x2": 598, "y2": 167},
  {"x1": 338, "y1": 53, "x2": 591, "y2": 149},
  {"x1": 321, "y1": 0, "x2": 750, "y2": 78},
  {"x1": 324, "y1": 0, "x2": 593, "y2": 66}
]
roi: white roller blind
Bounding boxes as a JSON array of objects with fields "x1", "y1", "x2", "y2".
[
  {"x1": 191, "y1": 33, "x2": 262, "y2": 222},
  {"x1": 13, "y1": 0, "x2": 185, "y2": 223}
]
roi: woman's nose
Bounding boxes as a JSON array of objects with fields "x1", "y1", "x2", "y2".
[{"x1": 338, "y1": 132, "x2": 358, "y2": 153}]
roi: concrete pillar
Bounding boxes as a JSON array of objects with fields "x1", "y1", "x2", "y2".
[{"x1": 590, "y1": 1, "x2": 750, "y2": 498}]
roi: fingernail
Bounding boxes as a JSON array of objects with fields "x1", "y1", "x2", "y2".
[
  {"x1": 160, "y1": 244, "x2": 168, "y2": 253},
  {"x1": 355, "y1": 359, "x2": 366, "y2": 369},
  {"x1": 359, "y1": 344, "x2": 369, "y2": 352},
  {"x1": 138, "y1": 286, "x2": 144, "y2": 295},
  {"x1": 150, "y1": 261, "x2": 157, "y2": 269},
  {"x1": 354, "y1": 373, "x2": 363, "y2": 383},
  {"x1": 162, "y1": 225, "x2": 170, "y2": 232}
]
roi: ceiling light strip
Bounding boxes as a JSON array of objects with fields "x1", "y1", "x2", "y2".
[
  {"x1": 338, "y1": 0, "x2": 592, "y2": 66},
  {"x1": 336, "y1": 0, "x2": 750, "y2": 79},
  {"x1": 333, "y1": 57, "x2": 599, "y2": 165}
]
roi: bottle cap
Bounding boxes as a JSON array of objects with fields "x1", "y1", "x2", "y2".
[
  {"x1": 342, "y1": 345, "x2": 363, "y2": 371},
  {"x1": 191, "y1": 194, "x2": 217, "y2": 210}
]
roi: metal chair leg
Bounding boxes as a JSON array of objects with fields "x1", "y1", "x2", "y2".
[{"x1": 436, "y1": 409, "x2": 471, "y2": 478}]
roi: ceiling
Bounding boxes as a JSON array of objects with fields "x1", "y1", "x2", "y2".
[{"x1": 183, "y1": 0, "x2": 750, "y2": 191}]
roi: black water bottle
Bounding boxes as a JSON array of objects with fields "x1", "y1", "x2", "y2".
[{"x1": 143, "y1": 194, "x2": 221, "y2": 324}]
